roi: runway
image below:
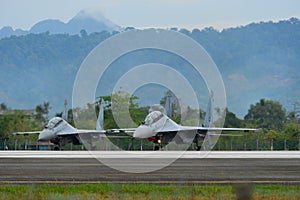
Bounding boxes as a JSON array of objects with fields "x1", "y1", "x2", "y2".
[{"x1": 0, "y1": 151, "x2": 299, "y2": 185}]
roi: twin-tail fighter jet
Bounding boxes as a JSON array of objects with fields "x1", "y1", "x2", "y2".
[
  {"x1": 13, "y1": 93, "x2": 259, "y2": 150},
  {"x1": 131, "y1": 93, "x2": 259, "y2": 150},
  {"x1": 13, "y1": 100, "x2": 133, "y2": 150}
]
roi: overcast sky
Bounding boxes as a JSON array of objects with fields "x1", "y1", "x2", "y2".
[{"x1": 1, "y1": 0, "x2": 299, "y2": 30}]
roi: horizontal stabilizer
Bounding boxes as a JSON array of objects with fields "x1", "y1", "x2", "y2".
[{"x1": 13, "y1": 131, "x2": 40, "y2": 136}]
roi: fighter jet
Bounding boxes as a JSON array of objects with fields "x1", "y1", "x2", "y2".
[
  {"x1": 132, "y1": 93, "x2": 259, "y2": 150},
  {"x1": 13, "y1": 100, "x2": 133, "y2": 150},
  {"x1": 132, "y1": 110, "x2": 259, "y2": 150}
]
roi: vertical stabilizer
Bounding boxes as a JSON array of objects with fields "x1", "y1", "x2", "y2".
[
  {"x1": 202, "y1": 91, "x2": 215, "y2": 150},
  {"x1": 165, "y1": 94, "x2": 172, "y2": 118},
  {"x1": 204, "y1": 91, "x2": 214, "y2": 127},
  {"x1": 96, "y1": 99, "x2": 105, "y2": 130}
]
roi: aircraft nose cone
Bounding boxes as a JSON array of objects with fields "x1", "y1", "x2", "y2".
[
  {"x1": 133, "y1": 125, "x2": 152, "y2": 138},
  {"x1": 38, "y1": 130, "x2": 54, "y2": 141}
]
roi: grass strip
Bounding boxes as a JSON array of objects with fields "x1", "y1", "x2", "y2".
[{"x1": 0, "y1": 184, "x2": 298, "y2": 200}]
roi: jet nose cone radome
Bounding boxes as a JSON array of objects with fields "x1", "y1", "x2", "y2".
[
  {"x1": 38, "y1": 130, "x2": 54, "y2": 141},
  {"x1": 133, "y1": 125, "x2": 152, "y2": 138}
]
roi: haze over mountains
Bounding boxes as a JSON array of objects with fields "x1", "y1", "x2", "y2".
[
  {"x1": 0, "y1": 10, "x2": 299, "y2": 118},
  {"x1": 0, "y1": 10, "x2": 121, "y2": 38}
]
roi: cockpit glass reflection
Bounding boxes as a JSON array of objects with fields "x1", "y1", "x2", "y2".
[
  {"x1": 46, "y1": 117, "x2": 63, "y2": 129},
  {"x1": 144, "y1": 111, "x2": 164, "y2": 125}
]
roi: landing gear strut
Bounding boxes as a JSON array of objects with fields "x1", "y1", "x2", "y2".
[
  {"x1": 153, "y1": 136, "x2": 163, "y2": 151},
  {"x1": 193, "y1": 135, "x2": 202, "y2": 151},
  {"x1": 51, "y1": 138, "x2": 62, "y2": 151}
]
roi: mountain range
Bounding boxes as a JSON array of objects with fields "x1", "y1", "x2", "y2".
[
  {"x1": 0, "y1": 10, "x2": 121, "y2": 39},
  {"x1": 0, "y1": 12, "x2": 299, "y2": 118}
]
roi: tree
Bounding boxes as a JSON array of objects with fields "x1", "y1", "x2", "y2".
[
  {"x1": 287, "y1": 102, "x2": 300, "y2": 123},
  {"x1": 35, "y1": 102, "x2": 51, "y2": 126},
  {"x1": 0, "y1": 103, "x2": 8, "y2": 111},
  {"x1": 94, "y1": 92, "x2": 144, "y2": 129},
  {"x1": 80, "y1": 29, "x2": 88, "y2": 38},
  {"x1": 0, "y1": 110, "x2": 38, "y2": 140},
  {"x1": 282, "y1": 123, "x2": 300, "y2": 140},
  {"x1": 244, "y1": 99, "x2": 286, "y2": 131},
  {"x1": 224, "y1": 108, "x2": 243, "y2": 128},
  {"x1": 109, "y1": 91, "x2": 140, "y2": 128}
]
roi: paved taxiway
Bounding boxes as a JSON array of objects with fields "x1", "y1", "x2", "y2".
[{"x1": 0, "y1": 151, "x2": 299, "y2": 185}]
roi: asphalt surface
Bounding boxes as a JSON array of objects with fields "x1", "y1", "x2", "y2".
[{"x1": 0, "y1": 151, "x2": 299, "y2": 185}]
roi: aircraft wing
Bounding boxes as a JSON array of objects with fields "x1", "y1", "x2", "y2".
[
  {"x1": 56, "y1": 129, "x2": 134, "y2": 138},
  {"x1": 105, "y1": 128, "x2": 135, "y2": 138},
  {"x1": 56, "y1": 129, "x2": 106, "y2": 136},
  {"x1": 195, "y1": 127, "x2": 259, "y2": 132},
  {"x1": 152, "y1": 126, "x2": 259, "y2": 140},
  {"x1": 106, "y1": 128, "x2": 136, "y2": 134},
  {"x1": 157, "y1": 126, "x2": 259, "y2": 134},
  {"x1": 13, "y1": 131, "x2": 41, "y2": 136}
]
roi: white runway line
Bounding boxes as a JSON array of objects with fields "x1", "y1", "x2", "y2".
[{"x1": 0, "y1": 151, "x2": 299, "y2": 158}]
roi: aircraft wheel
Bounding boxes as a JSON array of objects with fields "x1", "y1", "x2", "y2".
[
  {"x1": 53, "y1": 146, "x2": 60, "y2": 151},
  {"x1": 194, "y1": 143, "x2": 201, "y2": 151}
]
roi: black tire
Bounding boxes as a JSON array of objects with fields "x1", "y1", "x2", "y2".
[{"x1": 53, "y1": 146, "x2": 60, "y2": 151}]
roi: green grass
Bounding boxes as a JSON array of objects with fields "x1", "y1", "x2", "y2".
[{"x1": 0, "y1": 184, "x2": 299, "y2": 200}]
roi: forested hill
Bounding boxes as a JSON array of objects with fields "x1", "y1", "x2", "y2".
[{"x1": 0, "y1": 18, "x2": 299, "y2": 117}]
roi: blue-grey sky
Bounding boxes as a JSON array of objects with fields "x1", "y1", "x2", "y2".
[{"x1": 1, "y1": 0, "x2": 299, "y2": 30}]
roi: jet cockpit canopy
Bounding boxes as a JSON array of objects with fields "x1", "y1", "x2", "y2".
[
  {"x1": 144, "y1": 111, "x2": 164, "y2": 125},
  {"x1": 46, "y1": 117, "x2": 63, "y2": 129}
]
